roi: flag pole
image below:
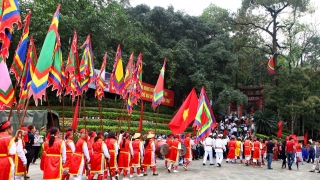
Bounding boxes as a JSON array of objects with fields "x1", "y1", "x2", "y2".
[
  {"x1": 155, "y1": 106, "x2": 160, "y2": 134},
  {"x1": 62, "y1": 90, "x2": 65, "y2": 138},
  {"x1": 7, "y1": 80, "x2": 18, "y2": 122},
  {"x1": 138, "y1": 100, "x2": 144, "y2": 133},
  {"x1": 82, "y1": 92, "x2": 87, "y2": 132},
  {"x1": 97, "y1": 97, "x2": 103, "y2": 133},
  {"x1": 20, "y1": 98, "x2": 30, "y2": 127}
]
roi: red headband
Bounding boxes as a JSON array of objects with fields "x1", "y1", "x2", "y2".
[
  {"x1": 20, "y1": 127, "x2": 28, "y2": 131},
  {"x1": 90, "y1": 132, "x2": 97, "y2": 137},
  {"x1": 66, "y1": 131, "x2": 72, "y2": 137},
  {"x1": 97, "y1": 133, "x2": 103, "y2": 138},
  {"x1": 80, "y1": 128, "x2": 88, "y2": 134},
  {"x1": 0, "y1": 121, "x2": 10, "y2": 130}
]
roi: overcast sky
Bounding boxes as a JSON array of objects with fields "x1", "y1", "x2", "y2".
[{"x1": 130, "y1": 0, "x2": 320, "y2": 22}]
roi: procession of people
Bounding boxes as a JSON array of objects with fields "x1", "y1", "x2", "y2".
[{"x1": 1, "y1": 119, "x2": 320, "y2": 180}]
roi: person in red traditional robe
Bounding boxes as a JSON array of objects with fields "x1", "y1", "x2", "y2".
[
  {"x1": 273, "y1": 141, "x2": 279, "y2": 160},
  {"x1": 40, "y1": 131, "x2": 50, "y2": 172},
  {"x1": 117, "y1": 132, "x2": 133, "y2": 180},
  {"x1": 167, "y1": 135, "x2": 181, "y2": 173},
  {"x1": 142, "y1": 132, "x2": 158, "y2": 175},
  {"x1": 62, "y1": 131, "x2": 75, "y2": 180},
  {"x1": 14, "y1": 127, "x2": 28, "y2": 180},
  {"x1": 252, "y1": 137, "x2": 262, "y2": 167},
  {"x1": 164, "y1": 134, "x2": 173, "y2": 168},
  {"x1": 261, "y1": 139, "x2": 268, "y2": 165},
  {"x1": 42, "y1": 127, "x2": 66, "y2": 180},
  {"x1": 69, "y1": 128, "x2": 91, "y2": 180},
  {"x1": 86, "y1": 131, "x2": 95, "y2": 177},
  {"x1": 295, "y1": 141, "x2": 303, "y2": 164},
  {"x1": 227, "y1": 136, "x2": 236, "y2": 163},
  {"x1": 0, "y1": 120, "x2": 16, "y2": 180},
  {"x1": 243, "y1": 137, "x2": 252, "y2": 166},
  {"x1": 130, "y1": 133, "x2": 144, "y2": 178},
  {"x1": 183, "y1": 133, "x2": 193, "y2": 170},
  {"x1": 105, "y1": 131, "x2": 118, "y2": 180},
  {"x1": 88, "y1": 132, "x2": 110, "y2": 180}
]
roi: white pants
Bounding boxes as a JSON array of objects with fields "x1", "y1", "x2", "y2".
[
  {"x1": 73, "y1": 160, "x2": 85, "y2": 180},
  {"x1": 215, "y1": 152, "x2": 223, "y2": 165},
  {"x1": 245, "y1": 156, "x2": 251, "y2": 161},
  {"x1": 295, "y1": 152, "x2": 303, "y2": 163},
  {"x1": 203, "y1": 150, "x2": 213, "y2": 164},
  {"x1": 14, "y1": 175, "x2": 23, "y2": 180}
]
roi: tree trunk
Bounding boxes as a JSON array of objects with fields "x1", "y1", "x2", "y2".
[{"x1": 272, "y1": 13, "x2": 278, "y2": 86}]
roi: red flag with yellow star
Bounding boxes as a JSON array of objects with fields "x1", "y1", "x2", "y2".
[{"x1": 168, "y1": 88, "x2": 198, "y2": 134}]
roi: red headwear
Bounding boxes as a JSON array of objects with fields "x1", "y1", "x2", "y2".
[
  {"x1": 90, "y1": 131, "x2": 97, "y2": 137},
  {"x1": 65, "y1": 131, "x2": 72, "y2": 138},
  {"x1": 186, "y1": 133, "x2": 191, "y2": 137},
  {"x1": 20, "y1": 126, "x2": 28, "y2": 131},
  {"x1": 80, "y1": 128, "x2": 88, "y2": 134},
  {"x1": 20, "y1": 126, "x2": 29, "y2": 142},
  {"x1": 175, "y1": 134, "x2": 180, "y2": 139},
  {"x1": 97, "y1": 133, "x2": 103, "y2": 138},
  {"x1": 0, "y1": 121, "x2": 10, "y2": 130}
]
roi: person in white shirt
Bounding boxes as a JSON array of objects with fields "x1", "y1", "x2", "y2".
[
  {"x1": 203, "y1": 134, "x2": 214, "y2": 165},
  {"x1": 214, "y1": 134, "x2": 226, "y2": 167},
  {"x1": 14, "y1": 128, "x2": 27, "y2": 180}
]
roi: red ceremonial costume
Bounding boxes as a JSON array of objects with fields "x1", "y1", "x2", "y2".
[
  {"x1": 273, "y1": 142, "x2": 278, "y2": 160},
  {"x1": 244, "y1": 140, "x2": 252, "y2": 157},
  {"x1": 227, "y1": 140, "x2": 236, "y2": 159},
  {"x1": 0, "y1": 132, "x2": 15, "y2": 180},
  {"x1": 69, "y1": 137, "x2": 88, "y2": 176},
  {"x1": 118, "y1": 139, "x2": 132, "y2": 168},
  {"x1": 40, "y1": 134, "x2": 50, "y2": 171},
  {"x1": 252, "y1": 141, "x2": 261, "y2": 160},
  {"x1": 168, "y1": 139, "x2": 180, "y2": 163},
  {"x1": 105, "y1": 137, "x2": 118, "y2": 179},
  {"x1": 184, "y1": 136, "x2": 192, "y2": 160},
  {"x1": 43, "y1": 138, "x2": 65, "y2": 180},
  {"x1": 164, "y1": 137, "x2": 173, "y2": 167},
  {"x1": 142, "y1": 139, "x2": 155, "y2": 166},
  {"x1": 91, "y1": 139, "x2": 105, "y2": 173},
  {"x1": 130, "y1": 139, "x2": 142, "y2": 166},
  {"x1": 63, "y1": 138, "x2": 74, "y2": 170},
  {"x1": 15, "y1": 137, "x2": 26, "y2": 176}
]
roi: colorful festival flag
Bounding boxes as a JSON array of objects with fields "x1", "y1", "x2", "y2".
[
  {"x1": 79, "y1": 34, "x2": 95, "y2": 92},
  {"x1": 95, "y1": 53, "x2": 107, "y2": 100},
  {"x1": 193, "y1": 86, "x2": 216, "y2": 140},
  {"x1": 65, "y1": 29, "x2": 80, "y2": 100},
  {"x1": 0, "y1": 58, "x2": 15, "y2": 109},
  {"x1": 70, "y1": 96, "x2": 80, "y2": 129},
  {"x1": 132, "y1": 53, "x2": 143, "y2": 104},
  {"x1": 110, "y1": 44, "x2": 124, "y2": 95},
  {"x1": 48, "y1": 37, "x2": 64, "y2": 98},
  {"x1": 267, "y1": 56, "x2": 275, "y2": 75},
  {"x1": 168, "y1": 88, "x2": 198, "y2": 134},
  {"x1": 10, "y1": 11, "x2": 31, "y2": 82},
  {"x1": 126, "y1": 93, "x2": 133, "y2": 115},
  {"x1": 17, "y1": 37, "x2": 38, "y2": 112},
  {"x1": 122, "y1": 52, "x2": 134, "y2": 98},
  {"x1": 277, "y1": 120, "x2": 283, "y2": 138},
  {"x1": 28, "y1": 4, "x2": 60, "y2": 106},
  {"x1": 152, "y1": 58, "x2": 166, "y2": 110},
  {"x1": 0, "y1": 0, "x2": 22, "y2": 60}
]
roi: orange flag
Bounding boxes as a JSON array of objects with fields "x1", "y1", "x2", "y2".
[
  {"x1": 70, "y1": 97, "x2": 80, "y2": 129},
  {"x1": 277, "y1": 120, "x2": 282, "y2": 138},
  {"x1": 168, "y1": 88, "x2": 198, "y2": 134}
]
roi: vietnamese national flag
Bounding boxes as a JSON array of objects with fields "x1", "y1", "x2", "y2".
[
  {"x1": 70, "y1": 96, "x2": 80, "y2": 129},
  {"x1": 304, "y1": 132, "x2": 308, "y2": 146},
  {"x1": 277, "y1": 120, "x2": 282, "y2": 138},
  {"x1": 168, "y1": 88, "x2": 198, "y2": 134}
]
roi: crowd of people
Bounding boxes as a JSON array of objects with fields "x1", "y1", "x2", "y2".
[{"x1": 0, "y1": 119, "x2": 320, "y2": 180}]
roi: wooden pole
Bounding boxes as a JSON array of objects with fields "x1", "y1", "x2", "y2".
[
  {"x1": 119, "y1": 98, "x2": 125, "y2": 131},
  {"x1": 97, "y1": 97, "x2": 103, "y2": 133},
  {"x1": 62, "y1": 91, "x2": 65, "y2": 138},
  {"x1": 82, "y1": 92, "x2": 87, "y2": 131},
  {"x1": 155, "y1": 106, "x2": 159, "y2": 134},
  {"x1": 20, "y1": 98, "x2": 30, "y2": 127},
  {"x1": 46, "y1": 93, "x2": 55, "y2": 128},
  {"x1": 138, "y1": 100, "x2": 144, "y2": 133}
]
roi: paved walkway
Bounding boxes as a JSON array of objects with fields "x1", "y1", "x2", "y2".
[{"x1": 28, "y1": 158, "x2": 319, "y2": 180}]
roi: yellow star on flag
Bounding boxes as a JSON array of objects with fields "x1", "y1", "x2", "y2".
[{"x1": 183, "y1": 108, "x2": 189, "y2": 121}]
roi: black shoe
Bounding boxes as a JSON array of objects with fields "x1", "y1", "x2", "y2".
[
  {"x1": 168, "y1": 168, "x2": 171, "y2": 173},
  {"x1": 289, "y1": 166, "x2": 292, "y2": 170},
  {"x1": 218, "y1": 163, "x2": 221, "y2": 167},
  {"x1": 143, "y1": 174, "x2": 148, "y2": 176},
  {"x1": 309, "y1": 170, "x2": 315, "y2": 172},
  {"x1": 210, "y1": 164, "x2": 214, "y2": 165},
  {"x1": 153, "y1": 173, "x2": 159, "y2": 176},
  {"x1": 203, "y1": 163, "x2": 206, "y2": 166},
  {"x1": 268, "y1": 168, "x2": 273, "y2": 170},
  {"x1": 317, "y1": 171, "x2": 320, "y2": 173}
]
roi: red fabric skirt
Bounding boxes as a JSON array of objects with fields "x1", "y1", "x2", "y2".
[
  {"x1": 130, "y1": 150, "x2": 140, "y2": 166},
  {"x1": 118, "y1": 151, "x2": 130, "y2": 168},
  {"x1": 106, "y1": 150, "x2": 117, "y2": 169},
  {"x1": 227, "y1": 147, "x2": 235, "y2": 159},
  {"x1": 252, "y1": 149, "x2": 261, "y2": 159},
  {"x1": 0, "y1": 155, "x2": 14, "y2": 180},
  {"x1": 15, "y1": 153, "x2": 25, "y2": 175},
  {"x1": 184, "y1": 147, "x2": 192, "y2": 159},
  {"x1": 43, "y1": 154, "x2": 62, "y2": 180},
  {"x1": 63, "y1": 152, "x2": 72, "y2": 170},
  {"x1": 168, "y1": 148, "x2": 179, "y2": 162},
  {"x1": 40, "y1": 151, "x2": 46, "y2": 171},
  {"x1": 69, "y1": 153, "x2": 84, "y2": 175},
  {"x1": 91, "y1": 153, "x2": 104, "y2": 173},
  {"x1": 142, "y1": 150, "x2": 153, "y2": 167}
]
